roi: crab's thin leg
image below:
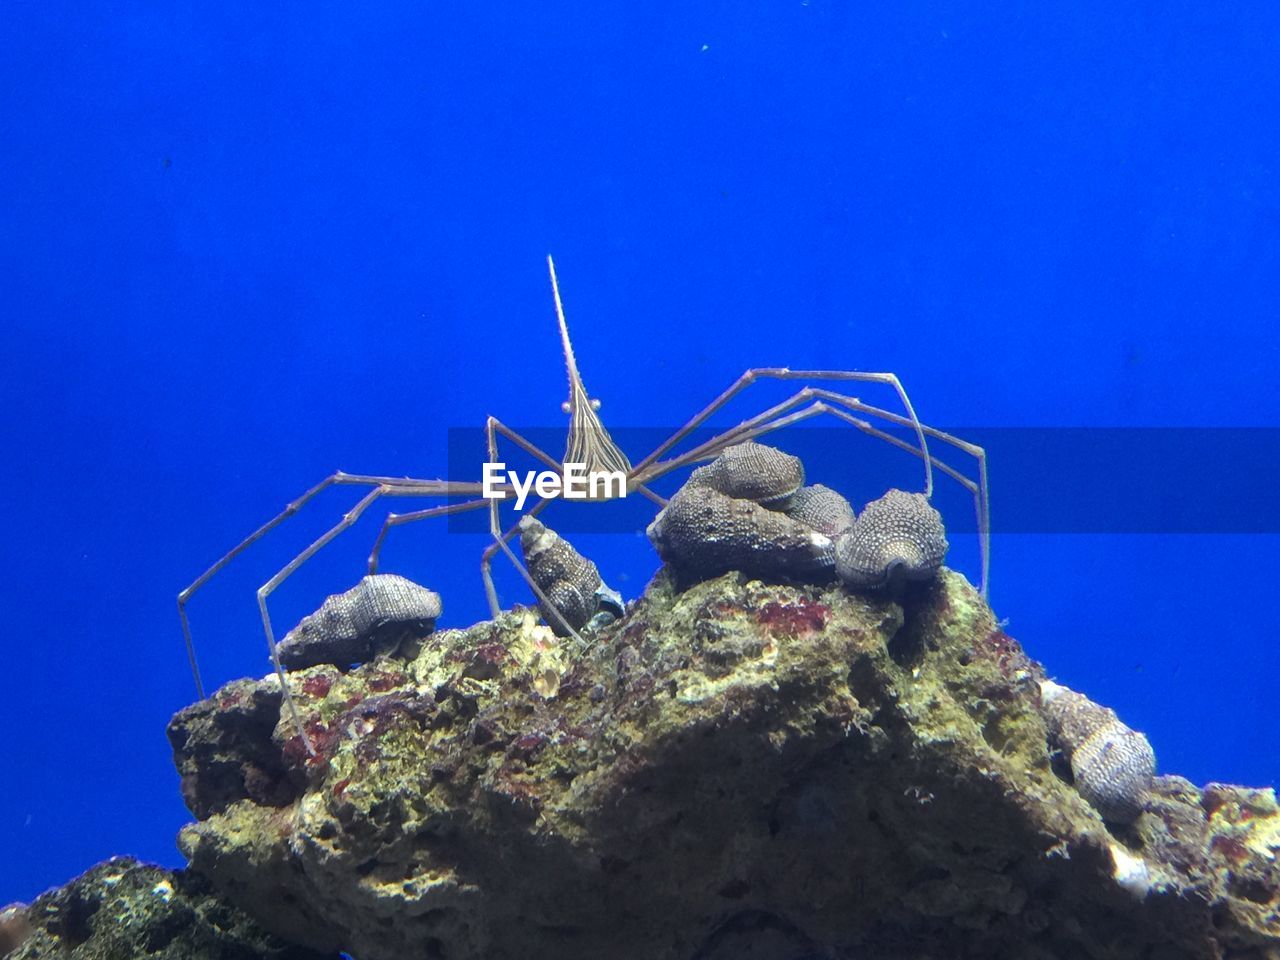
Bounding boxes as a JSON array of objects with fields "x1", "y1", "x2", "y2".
[
  {"x1": 474, "y1": 422, "x2": 587, "y2": 644},
  {"x1": 637, "y1": 385, "x2": 986, "y2": 551},
  {"x1": 640, "y1": 394, "x2": 989, "y2": 597},
  {"x1": 479, "y1": 494, "x2": 554, "y2": 586},
  {"x1": 255, "y1": 481, "x2": 486, "y2": 754},
  {"x1": 654, "y1": 397, "x2": 980, "y2": 497},
  {"x1": 481, "y1": 417, "x2": 565, "y2": 616},
  {"x1": 367, "y1": 497, "x2": 491, "y2": 574},
  {"x1": 695, "y1": 396, "x2": 985, "y2": 537},
  {"x1": 178, "y1": 471, "x2": 481, "y2": 698},
  {"x1": 630, "y1": 369, "x2": 934, "y2": 497},
  {"x1": 484, "y1": 495, "x2": 593, "y2": 645},
  {"x1": 365, "y1": 414, "x2": 559, "y2": 580},
  {"x1": 632, "y1": 387, "x2": 827, "y2": 482},
  {"x1": 809, "y1": 390, "x2": 990, "y2": 595},
  {"x1": 633, "y1": 484, "x2": 668, "y2": 507},
  {"x1": 483, "y1": 495, "x2": 553, "y2": 612}
]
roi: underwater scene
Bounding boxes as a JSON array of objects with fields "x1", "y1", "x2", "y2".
[{"x1": 2, "y1": 3, "x2": 1277, "y2": 958}]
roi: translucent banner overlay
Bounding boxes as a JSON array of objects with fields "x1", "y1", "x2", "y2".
[{"x1": 439, "y1": 426, "x2": 1279, "y2": 535}]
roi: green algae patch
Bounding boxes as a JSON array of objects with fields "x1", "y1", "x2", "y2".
[{"x1": 5, "y1": 857, "x2": 333, "y2": 960}]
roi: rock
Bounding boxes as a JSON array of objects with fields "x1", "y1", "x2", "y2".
[
  {"x1": 167, "y1": 678, "x2": 299, "y2": 820},
  {"x1": 0, "y1": 904, "x2": 31, "y2": 959},
  {"x1": 3, "y1": 857, "x2": 335, "y2": 960},
  {"x1": 171, "y1": 571, "x2": 1280, "y2": 960}
]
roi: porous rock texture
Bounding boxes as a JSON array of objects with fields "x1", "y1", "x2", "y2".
[
  {"x1": 4, "y1": 857, "x2": 335, "y2": 960},
  {"x1": 170, "y1": 571, "x2": 1280, "y2": 960}
]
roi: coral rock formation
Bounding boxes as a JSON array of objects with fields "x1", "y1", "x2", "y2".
[
  {"x1": 171, "y1": 570, "x2": 1280, "y2": 960},
  {"x1": 4, "y1": 857, "x2": 334, "y2": 960},
  {"x1": 0, "y1": 904, "x2": 31, "y2": 959}
]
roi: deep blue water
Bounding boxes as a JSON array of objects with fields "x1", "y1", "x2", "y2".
[{"x1": 2, "y1": 2, "x2": 1277, "y2": 907}]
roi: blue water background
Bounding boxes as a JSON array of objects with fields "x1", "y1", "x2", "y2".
[{"x1": 2, "y1": 3, "x2": 1277, "y2": 905}]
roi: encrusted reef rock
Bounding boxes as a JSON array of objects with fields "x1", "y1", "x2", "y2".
[
  {"x1": 3, "y1": 857, "x2": 335, "y2": 960},
  {"x1": 0, "y1": 904, "x2": 32, "y2": 959},
  {"x1": 171, "y1": 571, "x2": 1280, "y2": 960}
]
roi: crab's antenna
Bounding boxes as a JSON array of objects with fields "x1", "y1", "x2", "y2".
[{"x1": 546, "y1": 255, "x2": 632, "y2": 482}]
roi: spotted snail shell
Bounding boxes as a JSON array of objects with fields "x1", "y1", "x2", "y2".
[
  {"x1": 519, "y1": 516, "x2": 622, "y2": 636},
  {"x1": 647, "y1": 482, "x2": 836, "y2": 584},
  {"x1": 688, "y1": 440, "x2": 805, "y2": 507},
  {"x1": 1040, "y1": 680, "x2": 1156, "y2": 825},
  {"x1": 277, "y1": 574, "x2": 442, "y2": 670},
  {"x1": 834, "y1": 489, "x2": 947, "y2": 589},
  {"x1": 785, "y1": 483, "x2": 856, "y2": 539},
  {"x1": 647, "y1": 443, "x2": 857, "y2": 585}
]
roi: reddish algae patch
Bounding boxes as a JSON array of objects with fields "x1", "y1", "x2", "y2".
[{"x1": 755, "y1": 599, "x2": 829, "y2": 638}]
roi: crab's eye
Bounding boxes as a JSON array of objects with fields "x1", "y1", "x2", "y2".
[
  {"x1": 590, "y1": 398, "x2": 602, "y2": 411},
  {"x1": 561, "y1": 401, "x2": 571, "y2": 414}
]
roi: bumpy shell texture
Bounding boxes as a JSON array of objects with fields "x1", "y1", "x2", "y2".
[
  {"x1": 278, "y1": 574, "x2": 441, "y2": 670},
  {"x1": 689, "y1": 441, "x2": 805, "y2": 506},
  {"x1": 519, "y1": 516, "x2": 619, "y2": 636},
  {"x1": 1040, "y1": 680, "x2": 1156, "y2": 824},
  {"x1": 647, "y1": 483, "x2": 835, "y2": 585},
  {"x1": 835, "y1": 489, "x2": 947, "y2": 589},
  {"x1": 784, "y1": 484, "x2": 856, "y2": 538}
]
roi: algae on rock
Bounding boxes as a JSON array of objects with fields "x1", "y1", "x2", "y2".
[
  {"x1": 3, "y1": 857, "x2": 336, "y2": 960},
  {"x1": 169, "y1": 570, "x2": 1280, "y2": 960}
]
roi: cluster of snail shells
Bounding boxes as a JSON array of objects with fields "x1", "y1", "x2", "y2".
[
  {"x1": 277, "y1": 574, "x2": 442, "y2": 670},
  {"x1": 1040, "y1": 680, "x2": 1156, "y2": 825},
  {"x1": 518, "y1": 515, "x2": 623, "y2": 636},
  {"x1": 646, "y1": 443, "x2": 838, "y2": 583},
  {"x1": 646, "y1": 441, "x2": 948, "y2": 589}
]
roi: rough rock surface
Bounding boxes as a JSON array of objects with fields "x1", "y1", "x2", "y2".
[
  {"x1": 171, "y1": 571, "x2": 1280, "y2": 960},
  {"x1": 4, "y1": 857, "x2": 335, "y2": 960}
]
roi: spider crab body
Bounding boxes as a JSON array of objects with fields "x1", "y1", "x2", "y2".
[{"x1": 179, "y1": 257, "x2": 990, "y2": 752}]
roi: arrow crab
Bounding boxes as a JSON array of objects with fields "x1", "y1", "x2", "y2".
[{"x1": 178, "y1": 257, "x2": 990, "y2": 751}]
